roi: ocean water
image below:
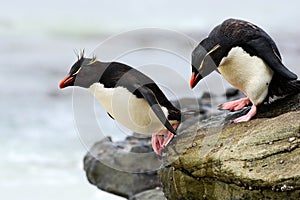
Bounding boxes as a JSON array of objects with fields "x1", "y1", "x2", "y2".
[{"x1": 1, "y1": 1, "x2": 300, "y2": 200}]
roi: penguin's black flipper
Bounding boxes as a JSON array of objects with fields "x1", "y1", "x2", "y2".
[
  {"x1": 107, "y1": 112, "x2": 115, "y2": 120},
  {"x1": 135, "y1": 85, "x2": 176, "y2": 135},
  {"x1": 245, "y1": 37, "x2": 298, "y2": 80}
]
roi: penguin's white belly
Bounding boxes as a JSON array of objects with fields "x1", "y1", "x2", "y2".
[
  {"x1": 218, "y1": 47, "x2": 274, "y2": 105},
  {"x1": 88, "y1": 83, "x2": 167, "y2": 134}
]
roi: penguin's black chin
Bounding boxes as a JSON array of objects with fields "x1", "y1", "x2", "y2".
[
  {"x1": 59, "y1": 74, "x2": 75, "y2": 88},
  {"x1": 190, "y1": 72, "x2": 202, "y2": 88}
]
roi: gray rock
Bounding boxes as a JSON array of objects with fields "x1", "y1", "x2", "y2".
[
  {"x1": 84, "y1": 136, "x2": 162, "y2": 199},
  {"x1": 223, "y1": 87, "x2": 240, "y2": 98},
  {"x1": 129, "y1": 188, "x2": 166, "y2": 200},
  {"x1": 159, "y1": 93, "x2": 300, "y2": 200}
]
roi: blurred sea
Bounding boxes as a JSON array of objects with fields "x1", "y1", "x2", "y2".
[{"x1": 0, "y1": 0, "x2": 299, "y2": 199}]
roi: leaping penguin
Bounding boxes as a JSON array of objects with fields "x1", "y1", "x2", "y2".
[
  {"x1": 190, "y1": 18, "x2": 300, "y2": 123},
  {"x1": 59, "y1": 53, "x2": 180, "y2": 155}
]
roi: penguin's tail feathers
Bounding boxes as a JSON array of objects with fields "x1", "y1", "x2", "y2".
[
  {"x1": 282, "y1": 79, "x2": 300, "y2": 95},
  {"x1": 269, "y1": 77, "x2": 300, "y2": 98}
]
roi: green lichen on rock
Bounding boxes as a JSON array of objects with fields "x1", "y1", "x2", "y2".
[{"x1": 159, "y1": 93, "x2": 300, "y2": 200}]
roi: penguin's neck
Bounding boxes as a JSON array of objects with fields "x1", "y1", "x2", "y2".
[{"x1": 218, "y1": 47, "x2": 274, "y2": 104}]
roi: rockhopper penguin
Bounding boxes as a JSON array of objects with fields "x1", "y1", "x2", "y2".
[
  {"x1": 190, "y1": 18, "x2": 300, "y2": 122},
  {"x1": 59, "y1": 53, "x2": 181, "y2": 155}
]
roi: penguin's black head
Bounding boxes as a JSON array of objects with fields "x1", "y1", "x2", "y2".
[
  {"x1": 190, "y1": 38, "x2": 223, "y2": 88},
  {"x1": 59, "y1": 54, "x2": 102, "y2": 89}
]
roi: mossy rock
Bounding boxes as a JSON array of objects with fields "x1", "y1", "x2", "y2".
[{"x1": 159, "y1": 94, "x2": 300, "y2": 200}]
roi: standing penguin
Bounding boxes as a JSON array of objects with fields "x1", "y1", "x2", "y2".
[
  {"x1": 59, "y1": 54, "x2": 180, "y2": 155},
  {"x1": 190, "y1": 18, "x2": 300, "y2": 123}
]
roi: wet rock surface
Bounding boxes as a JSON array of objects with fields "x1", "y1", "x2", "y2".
[{"x1": 83, "y1": 91, "x2": 300, "y2": 199}]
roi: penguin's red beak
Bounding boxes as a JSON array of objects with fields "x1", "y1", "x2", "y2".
[
  {"x1": 59, "y1": 74, "x2": 74, "y2": 89},
  {"x1": 190, "y1": 72, "x2": 202, "y2": 88}
]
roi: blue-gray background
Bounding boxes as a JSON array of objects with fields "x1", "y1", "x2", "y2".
[{"x1": 1, "y1": 1, "x2": 299, "y2": 199}]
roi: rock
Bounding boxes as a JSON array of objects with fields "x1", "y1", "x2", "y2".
[
  {"x1": 82, "y1": 91, "x2": 224, "y2": 199},
  {"x1": 227, "y1": 92, "x2": 300, "y2": 121},
  {"x1": 84, "y1": 136, "x2": 162, "y2": 199},
  {"x1": 83, "y1": 92, "x2": 299, "y2": 199},
  {"x1": 223, "y1": 88, "x2": 240, "y2": 98},
  {"x1": 171, "y1": 97, "x2": 208, "y2": 116},
  {"x1": 159, "y1": 93, "x2": 300, "y2": 200},
  {"x1": 129, "y1": 188, "x2": 166, "y2": 200},
  {"x1": 201, "y1": 91, "x2": 215, "y2": 99}
]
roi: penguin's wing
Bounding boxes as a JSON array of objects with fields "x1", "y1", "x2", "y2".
[
  {"x1": 135, "y1": 85, "x2": 176, "y2": 135},
  {"x1": 107, "y1": 112, "x2": 115, "y2": 120},
  {"x1": 245, "y1": 36, "x2": 297, "y2": 80}
]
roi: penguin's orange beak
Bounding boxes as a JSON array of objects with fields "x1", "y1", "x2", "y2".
[
  {"x1": 59, "y1": 74, "x2": 74, "y2": 89},
  {"x1": 190, "y1": 72, "x2": 202, "y2": 88}
]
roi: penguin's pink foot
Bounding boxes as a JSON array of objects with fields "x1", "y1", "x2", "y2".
[
  {"x1": 218, "y1": 97, "x2": 250, "y2": 111},
  {"x1": 151, "y1": 134, "x2": 165, "y2": 155},
  {"x1": 151, "y1": 123, "x2": 179, "y2": 155},
  {"x1": 233, "y1": 105, "x2": 257, "y2": 123}
]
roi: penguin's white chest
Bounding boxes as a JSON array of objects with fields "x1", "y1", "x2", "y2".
[
  {"x1": 218, "y1": 47, "x2": 274, "y2": 104},
  {"x1": 88, "y1": 83, "x2": 168, "y2": 134}
]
